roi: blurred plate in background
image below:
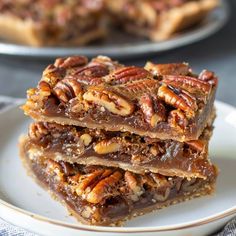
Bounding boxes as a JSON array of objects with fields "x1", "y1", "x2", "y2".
[{"x1": 0, "y1": 1, "x2": 229, "y2": 59}]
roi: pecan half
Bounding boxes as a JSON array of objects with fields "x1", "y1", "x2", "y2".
[
  {"x1": 45, "y1": 159, "x2": 64, "y2": 180},
  {"x1": 83, "y1": 86, "x2": 134, "y2": 116},
  {"x1": 75, "y1": 169, "x2": 105, "y2": 195},
  {"x1": 91, "y1": 55, "x2": 122, "y2": 72},
  {"x1": 168, "y1": 110, "x2": 188, "y2": 130},
  {"x1": 162, "y1": 75, "x2": 212, "y2": 95},
  {"x1": 86, "y1": 171, "x2": 122, "y2": 204},
  {"x1": 186, "y1": 140, "x2": 205, "y2": 152},
  {"x1": 80, "y1": 134, "x2": 92, "y2": 146},
  {"x1": 117, "y1": 79, "x2": 160, "y2": 98},
  {"x1": 179, "y1": 90, "x2": 198, "y2": 112},
  {"x1": 28, "y1": 122, "x2": 48, "y2": 141},
  {"x1": 53, "y1": 78, "x2": 82, "y2": 103},
  {"x1": 68, "y1": 97, "x2": 89, "y2": 113},
  {"x1": 54, "y1": 56, "x2": 88, "y2": 68},
  {"x1": 199, "y1": 70, "x2": 218, "y2": 86},
  {"x1": 139, "y1": 94, "x2": 166, "y2": 127},
  {"x1": 145, "y1": 62, "x2": 190, "y2": 76},
  {"x1": 125, "y1": 171, "x2": 143, "y2": 200},
  {"x1": 74, "y1": 62, "x2": 109, "y2": 78},
  {"x1": 94, "y1": 139, "x2": 121, "y2": 154},
  {"x1": 154, "y1": 188, "x2": 170, "y2": 201},
  {"x1": 38, "y1": 81, "x2": 51, "y2": 97},
  {"x1": 106, "y1": 66, "x2": 152, "y2": 84},
  {"x1": 158, "y1": 85, "x2": 196, "y2": 118},
  {"x1": 42, "y1": 64, "x2": 64, "y2": 87},
  {"x1": 75, "y1": 76, "x2": 103, "y2": 86}
]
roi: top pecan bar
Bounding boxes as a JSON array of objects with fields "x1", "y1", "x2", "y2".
[{"x1": 22, "y1": 55, "x2": 218, "y2": 141}]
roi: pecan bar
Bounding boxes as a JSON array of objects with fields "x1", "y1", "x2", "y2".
[
  {"x1": 0, "y1": 0, "x2": 105, "y2": 46},
  {"x1": 106, "y1": 0, "x2": 219, "y2": 41},
  {"x1": 20, "y1": 143, "x2": 217, "y2": 226},
  {"x1": 22, "y1": 56, "x2": 218, "y2": 141},
  {"x1": 21, "y1": 117, "x2": 215, "y2": 178}
]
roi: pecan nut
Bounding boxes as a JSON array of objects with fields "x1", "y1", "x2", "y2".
[
  {"x1": 75, "y1": 169, "x2": 105, "y2": 195},
  {"x1": 145, "y1": 62, "x2": 191, "y2": 76},
  {"x1": 53, "y1": 78, "x2": 82, "y2": 103},
  {"x1": 80, "y1": 134, "x2": 92, "y2": 146},
  {"x1": 86, "y1": 171, "x2": 122, "y2": 204},
  {"x1": 54, "y1": 56, "x2": 88, "y2": 68},
  {"x1": 199, "y1": 70, "x2": 218, "y2": 86},
  {"x1": 38, "y1": 81, "x2": 51, "y2": 97},
  {"x1": 154, "y1": 188, "x2": 170, "y2": 201},
  {"x1": 106, "y1": 66, "x2": 152, "y2": 84},
  {"x1": 186, "y1": 140, "x2": 205, "y2": 152},
  {"x1": 28, "y1": 122, "x2": 48, "y2": 141},
  {"x1": 74, "y1": 62, "x2": 109, "y2": 78},
  {"x1": 83, "y1": 86, "x2": 134, "y2": 116},
  {"x1": 158, "y1": 85, "x2": 196, "y2": 118},
  {"x1": 139, "y1": 94, "x2": 166, "y2": 127},
  {"x1": 162, "y1": 75, "x2": 212, "y2": 95},
  {"x1": 117, "y1": 79, "x2": 160, "y2": 98},
  {"x1": 42, "y1": 64, "x2": 64, "y2": 87},
  {"x1": 94, "y1": 139, "x2": 121, "y2": 154},
  {"x1": 124, "y1": 171, "x2": 143, "y2": 200},
  {"x1": 168, "y1": 109, "x2": 188, "y2": 130}
]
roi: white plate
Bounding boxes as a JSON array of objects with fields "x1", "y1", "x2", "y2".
[
  {"x1": 0, "y1": 101, "x2": 236, "y2": 236},
  {"x1": 0, "y1": 1, "x2": 229, "y2": 59}
]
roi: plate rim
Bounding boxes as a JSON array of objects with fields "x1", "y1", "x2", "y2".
[
  {"x1": 0, "y1": 100, "x2": 236, "y2": 233},
  {"x1": 0, "y1": 0, "x2": 229, "y2": 59}
]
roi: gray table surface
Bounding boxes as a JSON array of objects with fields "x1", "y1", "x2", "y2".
[{"x1": 0, "y1": 0, "x2": 235, "y2": 107}]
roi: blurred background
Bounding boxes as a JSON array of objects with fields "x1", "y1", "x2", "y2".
[{"x1": 0, "y1": 0, "x2": 235, "y2": 106}]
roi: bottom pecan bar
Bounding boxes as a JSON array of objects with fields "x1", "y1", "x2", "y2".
[{"x1": 20, "y1": 141, "x2": 217, "y2": 226}]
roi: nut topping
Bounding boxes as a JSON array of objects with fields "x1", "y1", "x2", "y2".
[
  {"x1": 107, "y1": 66, "x2": 152, "y2": 84},
  {"x1": 86, "y1": 171, "x2": 122, "y2": 204},
  {"x1": 199, "y1": 70, "x2": 218, "y2": 86},
  {"x1": 118, "y1": 79, "x2": 160, "y2": 97},
  {"x1": 74, "y1": 63, "x2": 109, "y2": 78},
  {"x1": 38, "y1": 81, "x2": 51, "y2": 97},
  {"x1": 162, "y1": 75, "x2": 212, "y2": 95},
  {"x1": 94, "y1": 139, "x2": 121, "y2": 154},
  {"x1": 53, "y1": 78, "x2": 82, "y2": 103},
  {"x1": 80, "y1": 134, "x2": 92, "y2": 146},
  {"x1": 154, "y1": 188, "x2": 170, "y2": 201},
  {"x1": 139, "y1": 94, "x2": 166, "y2": 127},
  {"x1": 186, "y1": 140, "x2": 205, "y2": 152},
  {"x1": 28, "y1": 122, "x2": 48, "y2": 141},
  {"x1": 54, "y1": 56, "x2": 88, "y2": 68},
  {"x1": 83, "y1": 86, "x2": 134, "y2": 116},
  {"x1": 75, "y1": 169, "x2": 105, "y2": 195},
  {"x1": 145, "y1": 62, "x2": 190, "y2": 76},
  {"x1": 158, "y1": 85, "x2": 195, "y2": 118},
  {"x1": 168, "y1": 110, "x2": 188, "y2": 130},
  {"x1": 124, "y1": 171, "x2": 143, "y2": 200}
]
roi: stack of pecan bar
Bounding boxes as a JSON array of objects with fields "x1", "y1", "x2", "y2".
[{"x1": 20, "y1": 55, "x2": 218, "y2": 226}]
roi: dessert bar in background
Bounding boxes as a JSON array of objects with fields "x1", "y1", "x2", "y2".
[
  {"x1": 0, "y1": 0, "x2": 219, "y2": 46},
  {"x1": 106, "y1": 0, "x2": 219, "y2": 41},
  {"x1": 20, "y1": 55, "x2": 219, "y2": 226},
  {"x1": 0, "y1": 0, "x2": 105, "y2": 46}
]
